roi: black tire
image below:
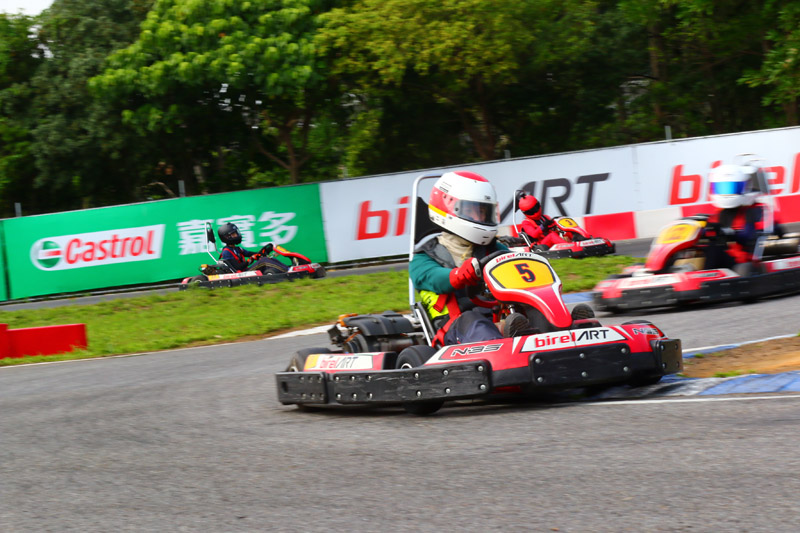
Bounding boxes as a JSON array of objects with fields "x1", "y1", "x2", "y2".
[
  {"x1": 187, "y1": 275, "x2": 207, "y2": 286},
  {"x1": 523, "y1": 305, "x2": 557, "y2": 333},
  {"x1": 395, "y1": 346, "x2": 443, "y2": 416},
  {"x1": 286, "y1": 347, "x2": 332, "y2": 372},
  {"x1": 260, "y1": 264, "x2": 288, "y2": 276},
  {"x1": 251, "y1": 257, "x2": 289, "y2": 275},
  {"x1": 571, "y1": 303, "x2": 595, "y2": 320},
  {"x1": 396, "y1": 345, "x2": 437, "y2": 368},
  {"x1": 312, "y1": 265, "x2": 327, "y2": 279}
]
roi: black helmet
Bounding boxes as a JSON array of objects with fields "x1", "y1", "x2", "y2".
[{"x1": 217, "y1": 222, "x2": 242, "y2": 245}]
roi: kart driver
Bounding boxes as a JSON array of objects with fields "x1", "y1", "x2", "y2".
[
  {"x1": 517, "y1": 192, "x2": 567, "y2": 247},
  {"x1": 705, "y1": 162, "x2": 782, "y2": 269},
  {"x1": 409, "y1": 170, "x2": 533, "y2": 345},
  {"x1": 217, "y1": 222, "x2": 281, "y2": 272}
]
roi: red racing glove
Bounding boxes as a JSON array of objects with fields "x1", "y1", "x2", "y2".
[{"x1": 449, "y1": 258, "x2": 480, "y2": 289}]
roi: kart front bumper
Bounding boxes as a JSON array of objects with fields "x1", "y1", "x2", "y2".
[{"x1": 275, "y1": 339, "x2": 682, "y2": 407}]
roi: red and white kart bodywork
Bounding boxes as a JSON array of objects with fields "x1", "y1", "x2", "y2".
[
  {"x1": 499, "y1": 216, "x2": 616, "y2": 259},
  {"x1": 276, "y1": 175, "x2": 680, "y2": 415},
  {"x1": 592, "y1": 215, "x2": 800, "y2": 312},
  {"x1": 180, "y1": 222, "x2": 325, "y2": 289},
  {"x1": 499, "y1": 190, "x2": 615, "y2": 259}
]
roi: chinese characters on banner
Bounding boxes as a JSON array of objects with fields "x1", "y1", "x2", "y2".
[{"x1": 176, "y1": 212, "x2": 298, "y2": 255}]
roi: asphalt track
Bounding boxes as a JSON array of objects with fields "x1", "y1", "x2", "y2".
[
  {"x1": 2, "y1": 289, "x2": 800, "y2": 532},
  {"x1": 2, "y1": 236, "x2": 800, "y2": 532}
]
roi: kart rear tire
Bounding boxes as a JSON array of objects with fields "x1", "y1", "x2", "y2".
[
  {"x1": 312, "y1": 266, "x2": 327, "y2": 279},
  {"x1": 286, "y1": 347, "x2": 333, "y2": 372},
  {"x1": 396, "y1": 346, "x2": 443, "y2": 416}
]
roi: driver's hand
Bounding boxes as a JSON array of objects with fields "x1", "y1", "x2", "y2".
[
  {"x1": 261, "y1": 243, "x2": 274, "y2": 255},
  {"x1": 449, "y1": 258, "x2": 480, "y2": 289}
]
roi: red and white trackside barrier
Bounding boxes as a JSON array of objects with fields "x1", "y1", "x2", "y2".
[
  {"x1": 575, "y1": 193, "x2": 800, "y2": 241},
  {"x1": 0, "y1": 323, "x2": 88, "y2": 359}
]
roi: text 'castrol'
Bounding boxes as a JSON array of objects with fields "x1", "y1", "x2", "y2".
[{"x1": 30, "y1": 225, "x2": 166, "y2": 271}]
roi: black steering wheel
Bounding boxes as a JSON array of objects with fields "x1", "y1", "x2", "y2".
[{"x1": 466, "y1": 250, "x2": 509, "y2": 306}]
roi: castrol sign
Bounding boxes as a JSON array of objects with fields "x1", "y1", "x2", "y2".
[{"x1": 30, "y1": 225, "x2": 165, "y2": 271}]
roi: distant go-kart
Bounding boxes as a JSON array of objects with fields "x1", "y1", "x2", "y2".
[
  {"x1": 497, "y1": 190, "x2": 615, "y2": 259},
  {"x1": 592, "y1": 214, "x2": 800, "y2": 312},
  {"x1": 275, "y1": 175, "x2": 682, "y2": 415},
  {"x1": 179, "y1": 222, "x2": 326, "y2": 290}
]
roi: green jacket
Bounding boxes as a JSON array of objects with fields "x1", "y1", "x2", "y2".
[{"x1": 409, "y1": 235, "x2": 508, "y2": 320}]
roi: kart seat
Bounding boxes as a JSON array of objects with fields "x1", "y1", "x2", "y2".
[{"x1": 672, "y1": 257, "x2": 705, "y2": 271}]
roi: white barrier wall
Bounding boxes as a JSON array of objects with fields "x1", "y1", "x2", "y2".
[{"x1": 320, "y1": 127, "x2": 800, "y2": 263}]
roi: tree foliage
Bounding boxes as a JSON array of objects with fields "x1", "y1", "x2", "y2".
[
  {"x1": 0, "y1": 0, "x2": 798, "y2": 216},
  {"x1": 91, "y1": 0, "x2": 338, "y2": 187}
]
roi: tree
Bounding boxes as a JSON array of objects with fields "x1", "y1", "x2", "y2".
[
  {"x1": 17, "y1": 0, "x2": 156, "y2": 214},
  {"x1": 0, "y1": 13, "x2": 45, "y2": 217},
  {"x1": 91, "y1": 0, "x2": 341, "y2": 186},
  {"x1": 740, "y1": 1, "x2": 800, "y2": 125},
  {"x1": 316, "y1": 0, "x2": 600, "y2": 161}
]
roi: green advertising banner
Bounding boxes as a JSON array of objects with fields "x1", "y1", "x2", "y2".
[
  {"x1": 4, "y1": 184, "x2": 326, "y2": 300},
  {"x1": 0, "y1": 221, "x2": 8, "y2": 302}
]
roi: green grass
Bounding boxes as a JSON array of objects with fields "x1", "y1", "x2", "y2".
[
  {"x1": 712, "y1": 370, "x2": 759, "y2": 378},
  {"x1": 0, "y1": 255, "x2": 639, "y2": 366}
]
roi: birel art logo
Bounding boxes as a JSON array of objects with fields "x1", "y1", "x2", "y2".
[{"x1": 30, "y1": 225, "x2": 165, "y2": 271}]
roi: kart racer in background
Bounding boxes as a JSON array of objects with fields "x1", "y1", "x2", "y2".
[
  {"x1": 516, "y1": 192, "x2": 567, "y2": 247},
  {"x1": 705, "y1": 163, "x2": 782, "y2": 269},
  {"x1": 217, "y1": 222, "x2": 283, "y2": 273},
  {"x1": 409, "y1": 171, "x2": 532, "y2": 345}
]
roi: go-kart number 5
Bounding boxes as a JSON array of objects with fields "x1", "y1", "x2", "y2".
[
  {"x1": 489, "y1": 259, "x2": 555, "y2": 289},
  {"x1": 516, "y1": 263, "x2": 535, "y2": 282}
]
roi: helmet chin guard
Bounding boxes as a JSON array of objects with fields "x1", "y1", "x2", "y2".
[{"x1": 428, "y1": 170, "x2": 498, "y2": 245}]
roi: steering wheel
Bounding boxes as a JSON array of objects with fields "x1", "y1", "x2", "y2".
[{"x1": 466, "y1": 250, "x2": 508, "y2": 306}]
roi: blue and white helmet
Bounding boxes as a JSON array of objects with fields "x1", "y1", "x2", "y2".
[{"x1": 708, "y1": 164, "x2": 761, "y2": 210}]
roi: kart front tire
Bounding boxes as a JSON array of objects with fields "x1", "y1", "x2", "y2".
[
  {"x1": 571, "y1": 304, "x2": 595, "y2": 320},
  {"x1": 396, "y1": 346, "x2": 443, "y2": 416}
]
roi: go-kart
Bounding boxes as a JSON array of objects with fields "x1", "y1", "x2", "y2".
[
  {"x1": 275, "y1": 174, "x2": 681, "y2": 415},
  {"x1": 592, "y1": 214, "x2": 800, "y2": 312},
  {"x1": 497, "y1": 190, "x2": 615, "y2": 259},
  {"x1": 179, "y1": 222, "x2": 325, "y2": 290}
]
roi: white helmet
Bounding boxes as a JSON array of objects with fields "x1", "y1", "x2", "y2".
[
  {"x1": 429, "y1": 170, "x2": 498, "y2": 245},
  {"x1": 708, "y1": 163, "x2": 760, "y2": 209}
]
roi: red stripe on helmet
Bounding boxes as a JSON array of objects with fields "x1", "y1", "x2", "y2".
[{"x1": 451, "y1": 170, "x2": 488, "y2": 182}]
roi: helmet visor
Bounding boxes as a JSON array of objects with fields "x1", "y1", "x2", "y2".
[
  {"x1": 455, "y1": 200, "x2": 497, "y2": 226},
  {"x1": 711, "y1": 180, "x2": 747, "y2": 196}
]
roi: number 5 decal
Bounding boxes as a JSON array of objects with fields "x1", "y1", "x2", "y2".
[{"x1": 515, "y1": 263, "x2": 536, "y2": 282}]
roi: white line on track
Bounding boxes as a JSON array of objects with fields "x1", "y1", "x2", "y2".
[{"x1": 587, "y1": 393, "x2": 800, "y2": 407}]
